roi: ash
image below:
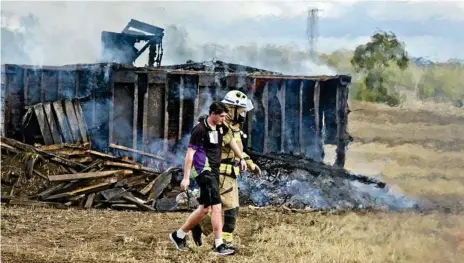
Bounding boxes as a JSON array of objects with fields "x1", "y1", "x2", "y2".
[{"x1": 238, "y1": 153, "x2": 420, "y2": 211}]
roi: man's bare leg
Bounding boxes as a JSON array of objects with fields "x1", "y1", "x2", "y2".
[
  {"x1": 179, "y1": 205, "x2": 210, "y2": 232},
  {"x1": 210, "y1": 203, "x2": 224, "y2": 248},
  {"x1": 170, "y1": 205, "x2": 209, "y2": 251}
]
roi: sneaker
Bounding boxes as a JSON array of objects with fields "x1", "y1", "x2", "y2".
[
  {"x1": 212, "y1": 243, "x2": 235, "y2": 256},
  {"x1": 223, "y1": 242, "x2": 239, "y2": 252},
  {"x1": 191, "y1": 224, "x2": 203, "y2": 247},
  {"x1": 169, "y1": 231, "x2": 189, "y2": 252}
]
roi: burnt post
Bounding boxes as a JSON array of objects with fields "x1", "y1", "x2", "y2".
[
  {"x1": 313, "y1": 80, "x2": 322, "y2": 161},
  {"x1": 335, "y1": 79, "x2": 349, "y2": 168}
]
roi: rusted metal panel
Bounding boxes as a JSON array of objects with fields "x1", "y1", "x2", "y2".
[
  {"x1": 4, "y1": 66, "x2": 25, "y2": 139},
  {"x1": 42, "y1": 70, "x2": 59, "y2": 102},
  {"x1": 24, "y1": 68, "x2": 42, "y2": 106},
  {"x1": 198, "y1": 74, "x2": 215, "y2": 87},
  {"x1": 145, "y1": 83, "x2": 165, "y2": 154},
  {"x1": 278, "y1": 80, "x2": 286, "y2": 152},
  {"x1": 147, "y1": 71, "x2": 167, "y2": 84},
  {"x1": 112, "y1": 70, "x2": 137, "y2": 83},
  {"x1": 33, "y1": 104, "x2": 54, "y2": 144},
  {"x1": 112, "y1": 83, "x2": 135, "y2": 148},
  {"x1": 52, "y1": 101, "x2": 73, "y2": 143},
  {"x1": 249, "y1": 78, "x2": 266, "y2": 152},
  {"x1": 181, "y1": 75, "x2": 198, "y2": 137},
  {"x1": 281, "y1": 79, "x2": 301, "y2": 153},
  {"x1": 43, "y1": 103, "x2": 62, "y2": 144},
  {"x1": 60, "y1": 70, "x2": 77, "y2": 100},
  {"x1": 64, "y1": 100, "x2": 81, "y2": 142},
  {"x1": 266, "y1": 79, "x2": 282, "y2": 153},
  {"x1": 244, "y1": 77, "x2": 256, "y2": 149},
  {"x1": 166, "y1": 74, "x2": 181, "y2": 145}
]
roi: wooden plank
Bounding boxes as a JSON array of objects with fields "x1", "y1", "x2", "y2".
[
  {"x1": 33, "y1": 104, "x2": 54, "y2": 144},
  {"x1": 64, "y1": 100, "x2": 81, "y2": 142},
  {"x1": 109, "y1": 143, "x2": 165, "y2": 161},
  {"x1": 313, "y1": 81, "x2": 321, "y2": 158},
  {"x1": 140, "y1": 179, "x2": 156, "y2": 195},
  {"x1": 132, "y1": 74, "x2": 138, "y2": 159},
  {"x1": 163, "y1": 77, "x2": 170, "y2": 153},
  {"x1": 84, "y1": 193, "x2": 96, "y2": 209},
  {"x1": 109, "y1": 81, "x2": 114, "y2": 144},
  {"x1": 148, "y1": 167, "x2": 173, "y2": 202},
  {"x1": 263, "y1": 81, "x2": 269, "y2": 153},
  {"x1": 279, "y1": 80, "x2": 286, "y2": 152},
  {"x1": 298, "y1": 80, "x2": 304, "y2": 154},
  {"x1": 37, "y1": 182, "x2": 67, "y2": 200},
  {"x1": 103, "y1": 160, "x2": 159, "y2": 173},
  {"x1": 52, "y1": 101, "x2": 73, "y2": 142},
  {"x1": 73, "y1": 100, "x2": 88, "y2": 142},
  {"x1": 178, "y1": 76, "x2": 184, "y2": 140},
  {"x1": 121, "y1": 192, "x2": 155, "y2": 211},
  {"x1": 45, "y1": 179, "x2": 117, "y2": 200},
  {"x1": 335, "y1": 85, "x2": 349, "y2": 168},
  {"x1": 47, "y1": 170, "x2": 132, "y2": 182},
  {"x1": 43, "y1": 103, "x2": 62, "y2": 144}
]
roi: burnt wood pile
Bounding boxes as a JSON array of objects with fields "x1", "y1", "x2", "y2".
[
  {"x1": 238, "y1": 150, "x2": 420, "y2": 211},
  {"x1": 0, "y1": 137, "x2": 194, "y2": 212}
]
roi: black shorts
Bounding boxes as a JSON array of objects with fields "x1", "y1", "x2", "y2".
[{"x1": 195, "y1": 170, "x2": 221, "y2": 207}]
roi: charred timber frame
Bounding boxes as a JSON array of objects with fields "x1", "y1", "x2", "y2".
[{"x1": 1, "y1": 63, "x2": 351, "y2": 168}]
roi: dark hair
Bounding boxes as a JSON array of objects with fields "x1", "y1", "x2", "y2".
[{"x1": 209, "y1": 101, "x2": 228, "y2": 115}]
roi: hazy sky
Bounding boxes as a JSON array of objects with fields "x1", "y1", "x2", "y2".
[{"x1": 1, "y1": 0, "x2": 464, "y2": 67}]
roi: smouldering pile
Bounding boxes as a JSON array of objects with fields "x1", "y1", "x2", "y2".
[{"x1": 239, "y1": 151, "x2": 420, "y2": 211}]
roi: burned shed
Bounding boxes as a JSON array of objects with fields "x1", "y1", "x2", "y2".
[{"x1": 1, "y1": 60, "x2": 351, "y2": 169}]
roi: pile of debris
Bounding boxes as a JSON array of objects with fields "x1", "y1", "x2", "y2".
[
  {"x1": 239, "y1": 151, "x2": 420, "y2": 211},
  {"x1": 0, "y1": 137, "x2": 196, "y2": 212},
  {"x1": 1, "y1": 136, "x2": 420, "y2": 213}
]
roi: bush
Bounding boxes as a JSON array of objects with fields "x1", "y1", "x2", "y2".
[{"x1": 354, "y1": 80, "x2": 402, "y2": 106}]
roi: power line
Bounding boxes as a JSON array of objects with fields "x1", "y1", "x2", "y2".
[{"x1": 306, "y1": 8, "x2": 321, "y2": 59}]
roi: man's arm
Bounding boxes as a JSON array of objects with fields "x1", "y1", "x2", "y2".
[
  {"x1": 181, "y1": 147, "x2": 196, "y2": 191},
  {"x1": 183, "y1": 147, "x2": 196, "y2": 179}
]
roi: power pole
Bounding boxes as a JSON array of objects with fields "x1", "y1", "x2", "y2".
[{"x1": 307, "y1": 8, "x2": 321, "y2": 59}]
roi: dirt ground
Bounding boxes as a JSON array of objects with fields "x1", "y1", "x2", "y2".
[{"x1": 2, "y1": 100, "x2": 464, "y2": 263}]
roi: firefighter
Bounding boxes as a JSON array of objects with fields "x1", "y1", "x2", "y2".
[{"x1": 191, "y1": 90, "x2": 261, "y2": 250}]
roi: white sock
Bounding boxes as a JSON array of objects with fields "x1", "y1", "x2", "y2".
[
  {"x1": 177, "y1": 229, "x2": 186, "y2": 239},
  {"x1": 215, "y1": 238, "x2": 223, "y2": 248}
]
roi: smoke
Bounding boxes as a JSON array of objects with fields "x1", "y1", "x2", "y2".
[
  {"x1": 1, "y1": 2, "x2": 337, "y2": 76},
  {"x1": 238, "y1": 168, "x2": 420, "y2": 211}
]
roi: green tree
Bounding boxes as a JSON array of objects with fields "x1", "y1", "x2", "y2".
[{"x1": 351, "y1": 31, "x2": 409, "y2": 106}]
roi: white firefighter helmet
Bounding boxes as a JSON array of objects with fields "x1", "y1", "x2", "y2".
[
  {"x1": 239, "y1": 99, "x2": 254, "y2": 117},
  {"x1": 221, "y1": 90, "x2": 248, "y2": 108}
]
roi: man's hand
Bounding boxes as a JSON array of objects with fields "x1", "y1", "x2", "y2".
[
  {"x1": 253, "y1": 165, "x2": 262, "y2": 177},
  {"x1": 180, "y1": 178, "x2": 190, "y2": 191},
  {"x1": 240, "y1": 159, "x2": 248, "y2": 171}
]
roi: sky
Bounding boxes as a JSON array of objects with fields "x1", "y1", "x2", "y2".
[{"x1": 1, "y1": 0, "x2": 464, "y2": 70}]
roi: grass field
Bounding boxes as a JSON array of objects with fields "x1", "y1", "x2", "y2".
[{"x1": 2, "y1": 100, "x2": 464, "y2": 263}]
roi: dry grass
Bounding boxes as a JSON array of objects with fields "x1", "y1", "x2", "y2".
[{"x1": 2, "y1": 100, "x2": 464, "y2": 262}]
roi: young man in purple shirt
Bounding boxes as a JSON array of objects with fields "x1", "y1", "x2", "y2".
[{"x1": 170, "y1": 101, "x2": 247, "y2": 256}]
